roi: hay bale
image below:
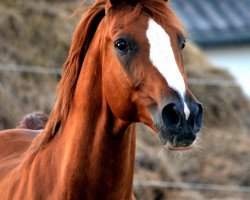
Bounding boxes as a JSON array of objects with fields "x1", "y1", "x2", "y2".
[
  {"x1": 183, "y1": 44, "x2": 250, "y2": 127},
  {"x1": 0, "y1": 1, "x2": 79, "y2": 67},
  {"x1": 0, "y1": 0, "x2": 78, "y2": 128},
  {"x1": 0, "y1": 72, "x2": 57, "y2": 129}
]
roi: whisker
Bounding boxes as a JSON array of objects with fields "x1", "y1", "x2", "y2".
[
  {"x1": 157, "y1": 146, "x2": 165, "y2": 158},
  {"x1": 193, "y1": 135, "x2": 206, "y2": 152},
  {"x1": 194, "y1": 144, "x2": 206, "y2": 152},
  {"x1": 173, "y1": 150, "x2": 190, "y2": 160}
]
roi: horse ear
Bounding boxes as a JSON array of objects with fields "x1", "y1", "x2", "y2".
[
  {"x1": 107, "y1": 0, "x2": 138, "y2": 8},
  {"x1": 107, "y1": 0, "x2": 168, "y2": 8},
  {"x1": 109, "y1": 0, "x2": 122, "y2": 6}
]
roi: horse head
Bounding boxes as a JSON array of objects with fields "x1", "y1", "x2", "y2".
[{"x1": 100, "y1": 0, "x2": 203, "y2": 150}]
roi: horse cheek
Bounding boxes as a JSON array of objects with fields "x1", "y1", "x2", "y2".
[{"x1": 103, "y1": 69, "x2": 136, "y2": 121}]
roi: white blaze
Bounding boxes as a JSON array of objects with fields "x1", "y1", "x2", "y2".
[{"x1": 146, "y1": 18, "x2": 190, "y2": 120}]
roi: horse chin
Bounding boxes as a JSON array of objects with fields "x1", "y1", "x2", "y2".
[
  {"x1": 165, "y1": 141, "x2": 194, "y2": 151},
  {"x1": 156, "y1": 129, "x2": 196, "y2": 151}
]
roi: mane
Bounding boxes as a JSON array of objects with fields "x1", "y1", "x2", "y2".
[
  {"x1": 30, "y1": 1, "x2": 106, "y2": 151},
  {"x1": 111, "y1": 0, "x2": 184, "y2": 33},
  {"x1": 30, "y1": 0, "x2": 184, "y2": 152},
  {"x1": 140, "y1": 0, "x2": 184, "y2": 33}
]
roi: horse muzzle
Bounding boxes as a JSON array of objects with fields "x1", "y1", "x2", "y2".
[{"x1": 154, "y1": 97, "x2": 203, "y2": 151}]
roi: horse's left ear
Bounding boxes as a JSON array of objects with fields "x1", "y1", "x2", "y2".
[
  {"x1": 107, "y1": 0, "x2": 168, "y2": 7},
  {"x1": 107, "y1": 0, "x2": 138, "y2": 9}
]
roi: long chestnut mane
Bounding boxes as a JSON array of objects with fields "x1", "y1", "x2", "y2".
[{"x1": 31, "y1": 0, "x2": 184, "y2": 152}]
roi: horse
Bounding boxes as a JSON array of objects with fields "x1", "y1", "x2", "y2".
[{"x1": 0, "y1": 0, "x2": 203, "y2": 199}]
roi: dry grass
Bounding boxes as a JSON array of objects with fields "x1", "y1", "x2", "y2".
[
  {"x1": 0, "y1": 0, "x2": 81, "y2": 128},
  {"x1": 0, "y1": 0, "x2": 81, "y2": 67},
  {"x1": 134, "y1": 125, "x2": 250, "y2": 200},
  {"x1": 0, "y1": 72, "x2": 57, "y2": 129}
]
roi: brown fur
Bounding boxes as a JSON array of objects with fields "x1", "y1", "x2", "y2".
[{"x1": 0, "y1": 0, "x2": 193, "y2": 199}]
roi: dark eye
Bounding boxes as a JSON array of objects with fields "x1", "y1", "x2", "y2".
[
  {"x1": 115, "y1": 40, "x2": 129, "y2": 52},
  {"x1": 181, "y1": 39, "x2": 186, "y2": 49}
]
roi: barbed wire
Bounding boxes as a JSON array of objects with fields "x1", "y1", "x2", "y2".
[
  {"x1": 0, "y1": 63, "x2": 242, "y2": 87},
  {"x1": 133, "y1": 180, "x2": 250, "y2": 193}
]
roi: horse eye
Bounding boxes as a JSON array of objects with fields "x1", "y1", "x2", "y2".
[
  {"x1": 115, "y1": 40, "x2": 129, "y2": 52},
  {"x1": 181, "y1": 40, "x2": 186, "y2": 49}
]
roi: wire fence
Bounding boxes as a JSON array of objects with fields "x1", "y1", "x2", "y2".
[
  {"x1": 0, "y1": 64, "x2": 61, "y2": 75},
  {"x1": 134, "y1": 180, "x2": 250, "y2": 193},
  {"x1": 0, "y1": 63, "x2": 241, "y2": 87},
  {"x1": 1, "y1": 63, "x2": 249, "y2": 194}
]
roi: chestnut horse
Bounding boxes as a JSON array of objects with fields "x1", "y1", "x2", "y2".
[{"x1": 0, "y1": 0, "x2": 203, "y2": 199}]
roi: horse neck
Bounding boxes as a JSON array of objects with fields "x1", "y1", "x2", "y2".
[{"x1": 57, "y1": 33, "x2": 136, "y2": 199}]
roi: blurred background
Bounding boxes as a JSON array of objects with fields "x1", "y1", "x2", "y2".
[{"x1": 0, "y1": 0, "x2": 249, "y2": 199}]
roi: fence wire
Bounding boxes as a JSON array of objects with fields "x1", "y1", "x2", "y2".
[
  {"x1": 0, "y1": 64, "x2": 241, "y2": 87},
  {"x1": 134, "y1": 180, "x2": 250, "y2": 193},
  {"x1": 0, "y1": 64, "x2": 61, "y2": 75},
  {"x1": 1, "y1": 63, "x2": 249, "y2": 193}
]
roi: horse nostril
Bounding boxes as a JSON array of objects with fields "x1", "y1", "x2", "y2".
[
  {"x1": 193, "y1": 103, "x2": 203, "y2": 132},
  {"x1": 162, "y1": 103, "x2": 180, "y2": 127},
  {"x1": 190, "y1": 117, "x2": 195, "y2": 129}
]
